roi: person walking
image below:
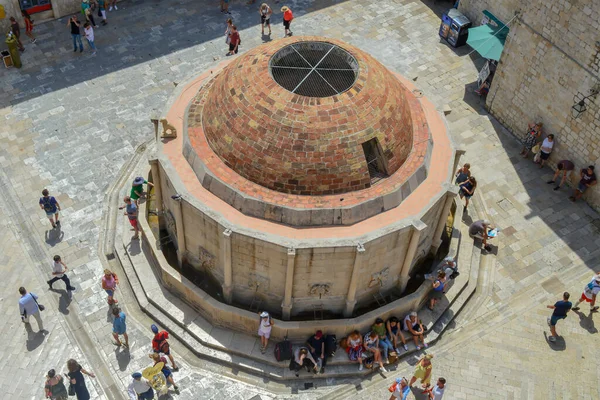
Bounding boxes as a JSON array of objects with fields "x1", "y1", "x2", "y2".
[
  {"x1": 98, "y1": 0, "x2": 108, "y2": 25},
  {"x1": 570, "y1": 165, "x2": 597, "y2": 202},
  {"x1": 227, "y1": 25, "x2": 240, "y2": 56},
  {"x1": 112, "y1": 307, "x2": 129, "y2": 348},
  {"x1": 546, "y1": 292, "x2": 572, "y2": 342},
  {"x1": 45, "y1": 369, "x2": 69, "y2": 400},
  {"x1": 21, "y1": 10, "x2": 37, "y2": 43},
  {"x1": 47, "y1": 255, "x2": 76, "y2": 291},
  {"x1": 108, "y1": 0, "x2": 118, "y2": 11},
  {"x1": 67, "y1": 16, "x2": 84, "y2": 53},
  {"x1": 409, "y1": 354, "x2": 434, "y2": 389},
  {"x1": 537, "y1": 134, "x2": 554, "y2": 168},
  {"x1": 455, "y1": 163, "x2": 470, "y2": 186},
  {"x1": 571, "y1": 272, "x2": 600, "y2": 312},
  {"x1": 101, "y1": 269, "x2": 119, "y2": 305},
  {"x1": 81, "y1": 0, "x2": 99, "y2": 28},
  {"x1": 39, "y1": 189, "x2": 61, "y2": 228},
  {"x1": 520, "y1": 122, "x2": 542, "y2": 158},
  {"x1": 127, "y1": 372, "x2": 154, "y2": 400},
  {"x1": 547, "y1": 160, "x2": 574, "y2": 191},
  {"x1": 257, "y1": 311, "x2": 273, "y2": 354},
  {"x1": 459, "y1": 176, "x2": 477, "y2": 208},
  {"x1": 150, "y1": 353, "x2": 180, "y2": 394},
  {"x1": 221, "y1": 0, "x2": 231, "y2": 14},
  {"x1": 428, "y1": 271, "x2": 447, "y2": 311},
  {"x1": 259, "y1": 3, "x2": 272, "y2": 35},
  {"x1": 66, "y1": 359, "x2": 95, "y2": 400},
  {"x1": 119, "y1": 196, "x2": 140, "y2": 239},
  {"x1": 19, "y1": 286, "x2": 44, "y2": 332},
  {"x1": 281, "y1": 6, "x2": 293, "y2": 36},
  {"x1": 388, "y1": 377, "x2": 410, "y2": 400},
  {"x1": 83, "y1": 22, "x2": 97, "y2": 55},
  {"x1": 9, "y1": 17, "x2": 25, "y2": 51},
  {"x1": 151, "y1": 324, "x2": 179, "y2": 370}
]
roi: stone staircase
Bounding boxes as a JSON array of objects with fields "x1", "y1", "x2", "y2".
[{"x1": 114, "y1": 197, "x2": 483, "y2": 382}]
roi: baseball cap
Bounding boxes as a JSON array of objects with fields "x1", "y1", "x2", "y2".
[
  {"x1": 151, "y1": 324, "x2": 159, "y2": 334},
  {"x1": 315, "y1": 330, "x2": 323, "y2": 339},
  {"x1": 260, "y1": 311, "x2": 269, "y2": 318},
  {"x1": 131, "y1": 372, "x2": 142, "y2": 379}
]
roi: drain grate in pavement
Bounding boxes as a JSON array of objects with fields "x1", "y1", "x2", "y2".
[{"x1": 497, "y1": 198, "x2": 514, "y2": 212}]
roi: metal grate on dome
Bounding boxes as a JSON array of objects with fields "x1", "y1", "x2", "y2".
[{"x1": 269, "y1": 42, "x2": 359, "y2": 98}]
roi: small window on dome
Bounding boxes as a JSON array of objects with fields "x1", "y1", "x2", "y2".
[{"x1": 362, "y1": 138, "x2": 388, "y2": 185}]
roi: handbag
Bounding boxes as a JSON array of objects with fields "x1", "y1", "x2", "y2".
[{"x1": 31, "y1": 293, "x2": 45, "y2": 311}]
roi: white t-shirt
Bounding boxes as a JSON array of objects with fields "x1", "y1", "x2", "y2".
[
  {"x1": 84, "y1": 26, "x2": 94, "y2": 41},
  {"x1": 541, "y1": 138, "x2": 554, "y2": 153},
  {"x1": 583, "y1": 275, "x2": 600, "y2": 298},
  {"x1": 403, "y1": 315, "x2": 416, "y2": 331},
  {"x1": 52, "y1": 261, "x2": 64, "y2": 278},
  {"x1": 432, "y1": 384, "x2": 446, "y2": 400}
]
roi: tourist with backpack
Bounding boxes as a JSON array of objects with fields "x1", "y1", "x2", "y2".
[
  {"x1": 151, "y1": 324, "x2": 179, "y2": 370},
  {"x1": 39, "y1": 189, "x2": 61, "y2": 228},
  {"x1": 571, "y1": 272, "x2": 600, "y2": 312},
  {"x1": 257, "y1": 311, "x2": 273, "y2": 354}
]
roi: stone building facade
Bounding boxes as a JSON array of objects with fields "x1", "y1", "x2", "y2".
[
  {"x1": 1, "y1": 0, "x2": 86, "y2": 33},
  {"x1": 459, "y1": 0, "x2": 600, "y2": 207}
]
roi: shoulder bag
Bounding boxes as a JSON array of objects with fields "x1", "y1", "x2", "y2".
[{"x1": 31, "y1": 293, "x2": 45, "y2": 311}]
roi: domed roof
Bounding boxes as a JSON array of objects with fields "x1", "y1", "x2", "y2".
[{"x1": 191, "y1": 37, "x2": 415, "y2": 196}]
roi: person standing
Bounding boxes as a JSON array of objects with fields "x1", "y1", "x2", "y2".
[
  {"x1": 281, "y1": 6, "x2": 293, "y2": 36},
  {"x1": 101, "y1": 269, "x2": 119, "y2": 305},
  {"x1": 119, "y1": 196, "x2": 140, "y2": 239},
  {"x1": 224, "y1": 18, "x2": 233, "y2": 47},
  {"x1": 547, "y1": 160, "x2": 574, "y2": 191},
  {"x1": 9, "y1": 17, "x2": 25, "y2": 51},
  {"x1": 98, "y1": 0, "x2": 108, "y2": 25},
  {"x1": 47, "y1": 255, "x2": 76, "y2": 291},
  {"x1": 570, "y1": 165, "x2": 597, "y2": 202},
  {"x1": 45, "y1": 369, "x2": 69, "y2": 400},
  {"x1": 39, "y1": 189, "x2": 61, "y2": 228},
  {"x1": 227, "y1": 25, "x2": 240, "y2": 56},
  {"x1": 18, "y1": 286, "x2": 44, "y2": 331},
  {"x1": 409, "y1": 354, "x2": 433, "y2": 389},
  {"x1": 546, "y1": 292, "x2": 572, "y2": 342},
  {"x1": 423, "y1": 377, "x2": 446, "y2": 399},
  {"x1": 112, "y1": 307, "x2": 129, "y2": 348},
  {"x1": 21, "y1": 10, "x2": 37, "y2": 43},
  {"x1": 571, "y1": 272, "x2": 600, "y2": 312},
  {"x1": 83, "y1": 23, "x2": 97, "y2": 55},
  {"x1": 127, "y1": 372, "x2": 154, "y2": 400},
  {"x1": 520, "y1": 122, "x2": 542, "y2": 158},
  {"x1": 257, "y1": 311, "x2": 273, "y2": 354},
  {"x1": 151, "y1": 324, "x2": 179, "y2": 370},
  {"x1": 259, "y1": 3, "x2": 272, "y2": 35},
  {"x1": 130, "y1": 176, "x2": 153, "y2": 206},
  {"x1": 389, "y1": 377, "x2": 410, "y2": 400},
  {"x1": 66, "y1": 359, "x2": 95, "y2": 400},
  {"x1": 67, "y1": 16, "x2": 84, "y2": 53},
  {"x1": 537, "y1": 134, "x2": 554, "y2": 168}
]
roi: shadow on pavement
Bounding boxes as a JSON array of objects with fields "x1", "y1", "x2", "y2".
[
  {"x1": 114, "y1": 346, "x2": 131, "y2": 371},
  {"x1": 50, "y1": 288, "x2": 72, "y2": 315},
  {"x1": 25, "y1": 324, "x2": 48, "y2": 351},
  {"x1": 543, "y1": 332, "x2": 566, "y2": 351},
  {"x1": 45, "y1": 227, "x2": 64, "y2": 246},
  {"x1": 572, "y1": 310, "x2": 598, "y2": 334}
]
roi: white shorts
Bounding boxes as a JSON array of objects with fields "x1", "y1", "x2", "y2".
[{"x1": 258, "y1": 328, "x2": 271, "y2": 339}]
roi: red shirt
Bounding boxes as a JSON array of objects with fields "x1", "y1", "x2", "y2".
[
  {"x1": 283, "y1": 10, "x2": 293, "y2": 22},
  {"x1": 152, "y1": 331, "x2": 169, "y2": 352},
  {"x1": 230, "y1": 31, "x2": 240, "y2": 46}
]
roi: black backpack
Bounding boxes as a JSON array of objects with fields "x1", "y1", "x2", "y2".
[
  {"x1": 324, "y1": 334, "x2": 337, "y2": 357},
  {"x1": 274, "y1": 337, "x2": 293, "y2": 361}
]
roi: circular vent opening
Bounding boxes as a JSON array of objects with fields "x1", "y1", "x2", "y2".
[{"x1": 269, "y1": 41, "x2": 359, "y2": 98}]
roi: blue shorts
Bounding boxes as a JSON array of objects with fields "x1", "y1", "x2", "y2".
[
  {"x1": 550, "y1": 315, "x2": 566, "y2": 326},
  {"x1": 154, "y1": 348, "x2": 170, "y2": 355},
  {"x1": 105, "y1": 289, "x2": 114, "y2": 297},
  {"x1": 138, "y1": 388, "x2": 154, "y2": 400},
  {"x1": 162, "y1": 367, "x2": 172, "y2": 378},
  {"x1": 578, "y1": 182, "x2": 588, "y2": 192}
]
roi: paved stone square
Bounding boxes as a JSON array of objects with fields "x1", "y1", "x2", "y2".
[{"x1": 1, "y1": 0, "x2": 600, "y2": 399}]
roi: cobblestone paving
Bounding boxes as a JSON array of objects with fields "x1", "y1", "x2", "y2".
[{"x1": 1, "y1": 0, "x2": 600, "y2": 399}]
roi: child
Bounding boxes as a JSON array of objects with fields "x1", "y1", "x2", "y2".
[
  {"x1": 258, "y1": 311, "x2": 273, "y2": 354},
  {"x1": 83, "y1": 22, "x2": 97, "y2": 55}
]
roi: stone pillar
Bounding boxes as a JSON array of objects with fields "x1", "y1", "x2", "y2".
[
  {"x1": 222, "y1": 229, "x2": 233, "y2": 304},
  {"x1": 172, "y1": 196, "x2": 186, "y2": 267},
  {"x1": 281, "y1": 248, "x2": 296, "y2": 320},
  {"x1": 398, "y1": 221, "x2": 427, "y2": 294},
  {"x1": 149, "y1": 158, "x2": 164, "y2": 230},
  {"x1": 430, "y1": 187, "x2": 459, "y2": 254},
  {"x1": 344, "y1": 243, "x2": 366, "y2": 318}
]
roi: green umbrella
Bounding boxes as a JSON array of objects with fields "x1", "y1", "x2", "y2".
[{"x1": 466, "y1": 24, "x2": 508, "y2": 61}]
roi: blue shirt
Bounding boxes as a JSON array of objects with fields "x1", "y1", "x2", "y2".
[
  {"x1": 394, "y1": 384, "x2": 410, "y2": 400},
  {"x1": 126, "y1": 203, "x2": 138, "y2": 220},
  {"x1": 39, "y1": 196, "x2": 57, "y2": 212},
  {"x1": 113, "y1": 312, "x2": 127, "y2": 333},
  {"x1": 19, "y1": 293, "x2": 39, "y2": 316}
]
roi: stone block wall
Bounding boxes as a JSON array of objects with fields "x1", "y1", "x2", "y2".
[
  {"x1": 460, "y1": 0, "x2": 600, "y2": 208},
  {"x1": 1, "y1": 0, "x2": 85, "y2": 33}
]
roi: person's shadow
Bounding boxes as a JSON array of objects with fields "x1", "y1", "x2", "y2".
[
  {"x1": 127, "y1": 238, "x2": 141, "y2": 256},
  {"x1": 50, "y1": 288, "x2": 72, "y2": 315},
  {"x1": 572, "y1": 309, "x2": 598, "y2": 334},
  {"x1": 543, "y1": 331, "x2": 566, "y2": 351},
  {"x1": 114, "y1": 346, "x2": 131, "y2": 371},
  {"x1": 25, "y1": 323, "x2": 48, "y2": 351},
  {"x1": 45, "y1": 226, "x2": 64, "y2": 246},
  {"x1": 261, "y1": 33, "x2": 272, "y2": 43}
]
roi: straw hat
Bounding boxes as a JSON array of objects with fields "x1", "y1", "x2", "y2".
[{"x1": 281, "y1": 6, "x2": 289, "y2": 12}]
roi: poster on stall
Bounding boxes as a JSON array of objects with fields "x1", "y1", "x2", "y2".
[{"x1": 477, "y1": 60, "x2": 491, "y2": 88}]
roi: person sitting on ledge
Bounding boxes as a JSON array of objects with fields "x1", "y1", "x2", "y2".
[
  {"x1": 386, "y1": 316, "x2": 409, "y2": 353},
  {"x1": 372, "y1": 318, "x2": 394, "y2": 364},
  {"x1": 306, "y1": 330, "x2": 326, "y2": 374},
  {"x1": 345, "y1": 330, "x2": 365, "y2": 371},
  {"x1": 363, "y1": 331, "x2": 387, "y2": 372},
  {"x1": 468, "y1": 219, "x2": 493, "y2": 252},
  {"x1": 403, "y1": 311, "x2": 427, "y2": 350},
  {"x1": 291, "y1": 347, "x2": 318, "y2": 377}
]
